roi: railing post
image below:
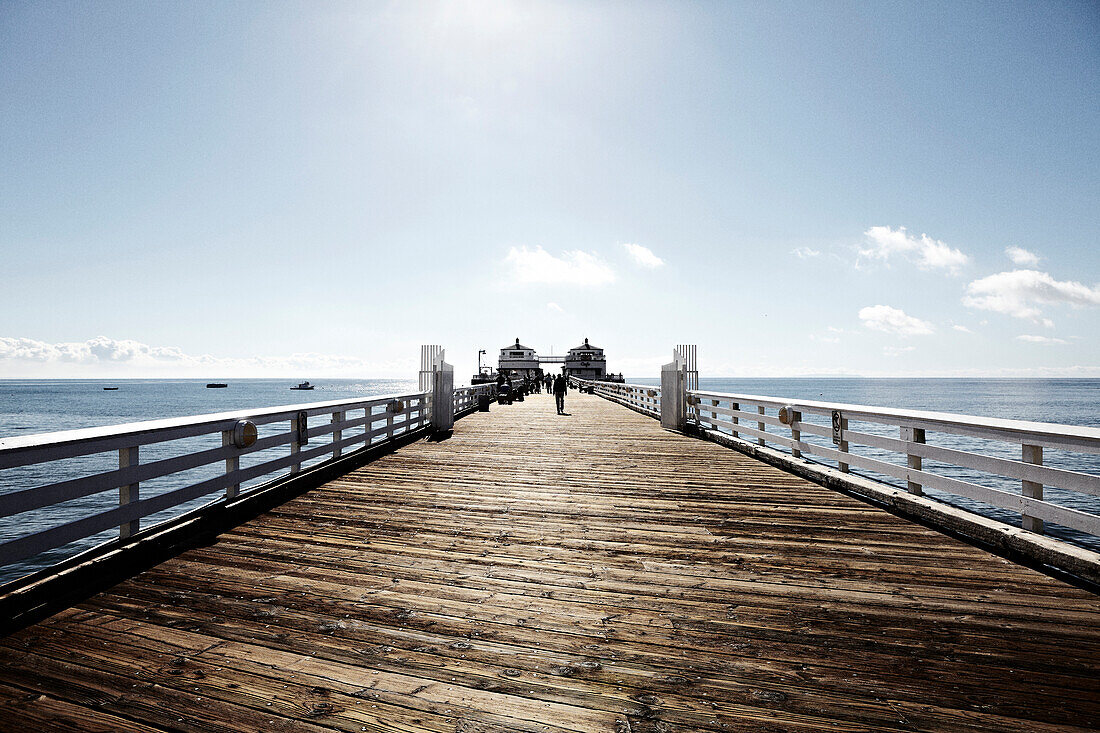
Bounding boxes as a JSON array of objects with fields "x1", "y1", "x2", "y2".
[
  {"x1": 222, "y1": 430, "x2": 239, "y2": 499},
  {"x1": 290, "y1": 414, "x2": 303, "y2": 475},
  {"x1": 903, "y1": 427, "x2": 925, "y2": 495},
  {"x1": 119, "y1": 446, "x2": 139, "y2": 539},
  {"x1": 331, "y1": 411, "x2": 344, "y2": 459},
  {"x1": 790, "y1": 410, "x2": 801, "y2": 458},
  {"x1": 731, "y1": 402, "x2": 739, "y2": 438},
  {"x1": 840, "y1": 413, "x2": 849, "y2": 471},
  {"x1": 757, "y1": 406, "x2": 766, "y2": 446},
  {"x1": 1022, "y1": 444, "x2": 1044, "y2": 534}
]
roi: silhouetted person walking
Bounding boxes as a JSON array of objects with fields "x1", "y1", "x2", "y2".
[{"x1": 553, "y1": 374, "x2": 567, "y2": 414}]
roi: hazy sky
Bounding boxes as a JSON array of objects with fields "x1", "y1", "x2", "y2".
[{"x1": 2, "y1": 1, "x2": 1098, "y2": 381}]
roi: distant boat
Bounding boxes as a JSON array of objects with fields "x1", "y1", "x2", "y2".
[
  {"x1": 290, "y1": 381, "x2": 314, "y2": 390},
  {"x1": 206, "y1": 383, "x2": 228, "y2": 389},
  {"x1": 103, "y1": 387, "x2": 119, "y2": 391}
]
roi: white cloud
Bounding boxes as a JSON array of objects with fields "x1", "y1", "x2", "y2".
[
  {"x1": 858, "y1": 305, "x2": 935, "y2": 336},
  {"x1": 1005, "y1": 246, "x2": 1040, "y2": 266},
  {"x1": 0, "y1": 336, "x2": 189, "y2": 364},
  {"x1": 810, "y1": 334, "x2": 840, "y2": 344},
  {"x1": 952, "y1": 325, "x2": 973, "y2": 333},
  {"x1": 505, "y1": 246, "x2": 615, "y2": 285},
  {"x1": 621, "y1": 243, "x2": 664, "y2": 269},
  {"x1": 546, "y1": 302, "x2": 564, "y2": 313},
  {"x1": 962, "y1": 269, "x2": 1100, "y2": 326},
  {"x1": 0, "y1": 336, "x2": 413, "y2": 378},
  {"x1": 1016, "y1": 335, "x2": 1068, "y2": 344},
  {"x1": 792, "y1": 247, "x2": 821, "y2": 259},
  {"x1": 860, "y1": 226, "x2": 969, "y2": 273},
  {"x1": 883, "y1": 345, "x2": 916, "y2": 357}
]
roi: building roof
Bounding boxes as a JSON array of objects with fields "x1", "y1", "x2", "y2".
[
  {"x1": 503, "y1": 338, "x2": 534, "y2": 351},
  {"x1": 569, "y1": 337, "x2": 602, "y2": 351}
]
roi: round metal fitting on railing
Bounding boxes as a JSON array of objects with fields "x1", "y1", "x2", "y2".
[
  {"x1": 778, "y1": 405, "x2": 796, "y2": 426},
  {"x1": 232, "y1": 419, "x2": 258, "y2": 449}
]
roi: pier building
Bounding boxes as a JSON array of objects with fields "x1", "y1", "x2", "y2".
[
  {"x1": 0, "y1": 344, "x2": 1098, "y2": 731},
  {"x1": 563, "y1": 337, "x2": 607, "y2": 380},
  {"x1": 497, "y1": 338, "x2": 541, "y2": 380}
]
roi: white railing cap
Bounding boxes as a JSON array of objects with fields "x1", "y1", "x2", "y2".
[
  {"x1": 574, "y1": 378, "x2": 656, "y2": 392},
  {"x1": 691, "y1": 389, "x2": 1100, "y2": 446},
  {"x1": 0, "y1": 391, "x2": 427, "y2": 456}
]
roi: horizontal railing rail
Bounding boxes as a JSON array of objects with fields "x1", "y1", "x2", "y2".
[
  {"x1": 690, "y1": 390, "x2": 1100, "y2": 539},
  {"x1": 0, "y1": 391, "x2": 441, "y2": 575},
  {"x1": 573, "y1": 374, "x2": 1100, "y2": 544},
  {"x1": 452, "y1": 383, "x2": 496, "y2": 414},
  {"x1": 571, "y1": 378, "x2": 661, "y2": 417}
]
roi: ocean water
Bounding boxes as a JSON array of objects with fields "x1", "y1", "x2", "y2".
[
  {"x1": 0, "y1": 377, "x2": 1097, "y2": 584},
  {"x1": 0, "y1": 379, "x2": 417, "y2": 584}
]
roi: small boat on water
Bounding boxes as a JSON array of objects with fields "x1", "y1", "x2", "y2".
[
  {"x1": 290, "y1": 381, "x2": 314, "y2": 390},
  {"x1": 206, "y1": 383, "x2": 228, "y2": 389},
  {"x1": 102, "y1": 387, "x2": 119, "y2": 391}
]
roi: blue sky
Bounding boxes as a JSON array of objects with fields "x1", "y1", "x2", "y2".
[{"x1": 1, "y1": 1, "x2": 1097, "y2": 381}]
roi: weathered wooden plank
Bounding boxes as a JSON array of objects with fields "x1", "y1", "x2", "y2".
[
  {"x1": 2, "y1": 392, "x2": 1098, "y2": 732},
  {"x1": 0, "y1": 680, "x2": 170, "y2": 733}
]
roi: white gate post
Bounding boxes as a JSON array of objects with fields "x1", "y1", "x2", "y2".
[
  {"x1": 660, "y1": 350, "x2": 686, "y2": 432},
  {"x1": 426, "y1": 347, "x2": 454, "y2": 435}
]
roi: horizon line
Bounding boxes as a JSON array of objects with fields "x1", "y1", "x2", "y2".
[{"x1": 1, "y1": 374, "x2": 1097, "y2": 381}]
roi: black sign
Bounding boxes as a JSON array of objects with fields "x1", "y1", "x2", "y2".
[
  {"x1": 831, "y1": 410, "x2": 843, "y2": 445},
  {"x1": 296, "y1": 411, "x2": 309, "y2": 445}
]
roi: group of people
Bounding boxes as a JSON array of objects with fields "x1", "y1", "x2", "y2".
[{"x1": 495, "y1": 371, "x2": 569, "y2": 414}]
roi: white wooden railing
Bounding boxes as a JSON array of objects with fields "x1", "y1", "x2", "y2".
[
  {"x1": 691, "y1": 391, "x2": 1100, "y2": 538},
  {"x1": 0, "y1": 391, "x2": 438, "y2": 572},
  {"x1": 573, "y1": 377, "x2": 1100, "y2": 541},
  {"x1": 453, "y1": 383, "x2": 496, "y2": 414},
  {"x1": 571, "y1": 378, "x2": 661, "y2": 418}
]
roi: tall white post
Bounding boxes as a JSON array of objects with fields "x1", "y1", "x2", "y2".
[
  {"x1": 430, "y1": 348, "x2": 455, "y2": 435},
  {"x1": 673, "y1": 344, "x2": 699, "y2": 425},
  {"x1": 660, "y1": 350, "x2": 686, "y2": 432},
  {"x1": 420, "y1": 345, "x2": 441, "y2": 392}
]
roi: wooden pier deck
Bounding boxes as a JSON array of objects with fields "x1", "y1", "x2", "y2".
[{"x1": 1, "y1": 393, "x2": 1098, "y2": 732}]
